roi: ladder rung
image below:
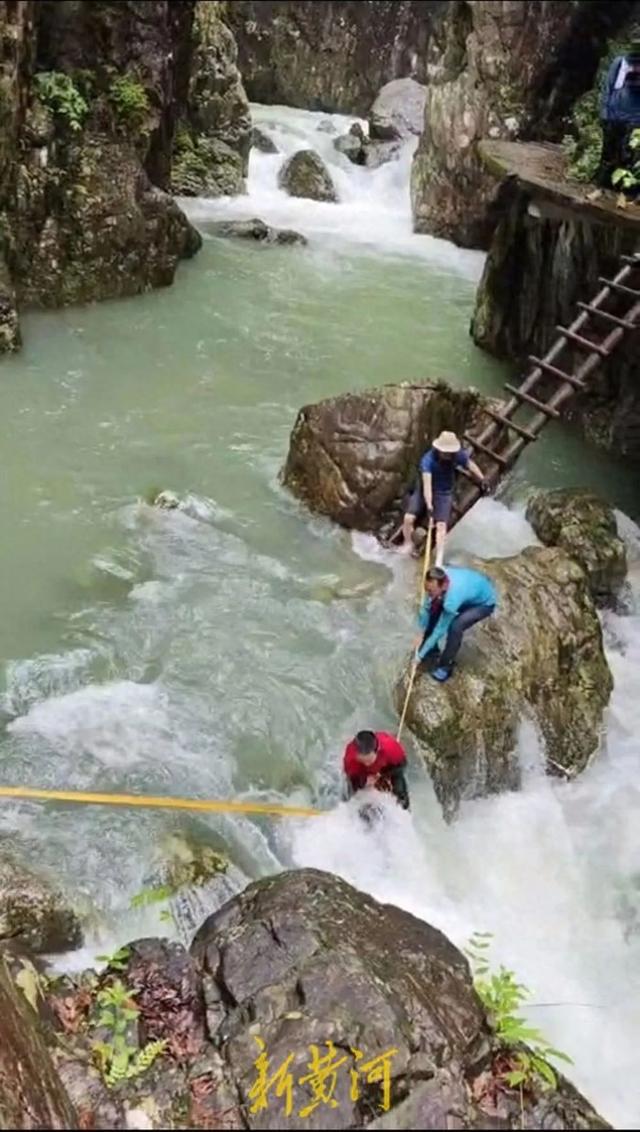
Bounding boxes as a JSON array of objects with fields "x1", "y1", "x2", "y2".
[
  {"x1": 620, "y1": 255, "x2": 640, "y2": 267},
  {"x1": 528, "y1": 356, "x2": 587, "y2": 389},
  {"x1": 555, "y1": 325, "x2": 609, "y2": 357},
  {"x1": 463, "y1": 435, "x2": 508, "y2": 466},
  {"x1": 577, "y1": 302, "x2": 638, "y2": 331},
  {"x1": 483, "y1": 407, "x2": 538, "y2": 441},
  {"x1": 599, "y1": 276, "x2": 640, "y2": 298},
  {"x1": 504, "y1": 383, "x2": 561, "y2": 418}
]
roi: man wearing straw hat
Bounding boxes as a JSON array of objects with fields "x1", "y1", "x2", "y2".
[{"x1": 400, "y1": 431, "x2": 488, "y2": 567}]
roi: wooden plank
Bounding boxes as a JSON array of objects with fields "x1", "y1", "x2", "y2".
[
  {"x1": 555, "y1": 325, "x2": 610, "y2": 357},
  {"x1": 503, "y1": 383, "x2": 561, "y2": 417},
  {"x1": 463, "y1": 435, "x2": 509, "y2": 466},
  {"x1": 599, "y1": 276, "x2": 640, "y2": 298},
  {"x1": 482, "y1": 407, "x2": 538, "y2": 441},
  {"x1": 577, "y1": 302, "x2": 638, "y2": 330},
  {"x1": 528, "y1": 356, "x2": 587, "y2": 389}
]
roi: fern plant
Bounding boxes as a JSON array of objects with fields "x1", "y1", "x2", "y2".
[
  {"x1": 109, "y1": 76, "x2": 150, "y2": 126},
  {"x1": 466, "y1": 933, "x2": 573, "y2": 1092},
  {"x1": 91, "y1": 978, "x2": 166, "y2": 1087},
  {"x1": 34, "y1": 71, "x2": 89, "y2": 131}
]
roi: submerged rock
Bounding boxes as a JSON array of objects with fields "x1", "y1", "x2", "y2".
[
  {"x1": 278, "y1": 149, "x2": 338, "y2": 202},
  {"x1": 0, "y1": 869, "x2": 609, "y2": 1129},
  {"x1": 369, "y1": 77, "x2": 427, "y2": 141},
  {"x1": 526, "y1": 488, "x2": 627, "y2": 606},
  {"x1": 395, "y1": 546, "x2": 613, "y2": 819},
  {"x1": 0, "y1": 851, "x2": 82, "y2": 954},
  {"x1": 250, "y1": 125, "x2": 278, "y2": 153},
  {"x1": 282, "y1": 380, "x2": 502, "y2": 534},
  {"x1": 208, "y1": 217, "x2": 307, "y2": 246}
]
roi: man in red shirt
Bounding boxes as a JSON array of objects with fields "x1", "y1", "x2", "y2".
[{"x1": 343, "y1": 730, "x2": 410, "y2": 810}]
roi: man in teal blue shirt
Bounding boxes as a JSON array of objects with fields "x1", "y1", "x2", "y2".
[{"x1": 414, "y1": 565, "x2": 497, "y2": 682}]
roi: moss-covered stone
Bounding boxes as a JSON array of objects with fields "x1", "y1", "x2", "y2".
[
  {"x1": 278, "y1": 148, "x2": 338, "y2": 202},
  {"x1": 526, "y1": 488, "x2": 627, "y2": 605},
  {"x1": 0, "y1": 850, "x2": 82, "y2": 953},
  {"x1": 395, "y1": 546, "x2": 613, "y2": 819},
  {"x1": 171, "y1": 3, "x2": 251, "y2": 198}
]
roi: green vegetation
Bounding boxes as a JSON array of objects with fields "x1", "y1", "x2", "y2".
[
  {"x1": 109, "y1": 75, "x2": 150, "y2": 126},
  {"x1": 467, "y1": 933, "x2": 573, "y2": 1093},
  {"x1": 563, "y1": 40, "x2": 627, "y2": 183},
  {"x1": 34, "y1": 71, "x2": 89, "y2": 131},
  {"x1": 95, "y1": 945, "x2": 131, "y2": 972},
  {"x1": 612, "y1": 128, "x2": 640, "y2": 191},
  {"x1": 91, "y1": 978, "x2": 166, "y2": 1087}
]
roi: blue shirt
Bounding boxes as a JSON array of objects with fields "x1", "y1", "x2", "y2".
[
  {"x1": 419, "y1": 448, "x2": 469, "y2": 494},
  {"x1": 417, "y1": 566, "x2": 497, "y2": 659},
  {"x1": 601, "y1": 56, "x2": 640, "y2": 124}
]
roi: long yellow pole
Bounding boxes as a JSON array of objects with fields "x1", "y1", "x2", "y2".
[
  {"x1": 0, "y1": 784, "x2": 321, "y2": 819},
  {"x1": 396, "y1": 522, "x2": 433, "y2": 741}
]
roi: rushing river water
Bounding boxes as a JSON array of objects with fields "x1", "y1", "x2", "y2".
[{"x1": 1, "y1": 105, "x2": 640, "y2": 1125}]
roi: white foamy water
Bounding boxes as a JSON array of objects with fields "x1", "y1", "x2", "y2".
[{"x1": 183, "y1": 103, "x2": 486, "y2": 278}]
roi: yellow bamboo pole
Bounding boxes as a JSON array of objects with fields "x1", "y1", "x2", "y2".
[
  {"x1": 396, "y1": 522, "x2": 433, "y2": 741},
  {"x1": 0, "y1": 784, "x2": 321, "y2": 819}
]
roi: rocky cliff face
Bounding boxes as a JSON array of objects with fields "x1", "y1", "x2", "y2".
[
  {"x1": 471, "y1": 141, "x2": 640, "y2": 456},
  {"x1": 410, "y1": 0, "x2": 635, "y2": 248},
  {"x1": 171, "y1": 1, "x2": 251, "y2": 198},
  {"x1": 225, "y1": 0, "x2": 447, "y2": 115},
  {"x1": 0, "y1": 870, "x2": 610, "y2": 1129},
  {"x1": 0, "y1": 0, "x2": 206, "y2": 353}
]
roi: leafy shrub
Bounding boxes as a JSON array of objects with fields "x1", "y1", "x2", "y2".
[
  {"x1": 612, "y1": 128, "x2": 640, "y2": 191},
  {"x1": 34, "y1": 71, "x2": 88, "y2": 131},
  {"x1": 109, "y1": 76, "x2": 150, "y2": 125}
]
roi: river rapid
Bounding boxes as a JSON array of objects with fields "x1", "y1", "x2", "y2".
[{"x1": 0, "y1": 104, "x2": 639, "y2": 1125}]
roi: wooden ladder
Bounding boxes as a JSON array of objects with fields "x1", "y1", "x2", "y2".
[{"x1": 451, "y1": 251, "x2": 640, "y2": 528}]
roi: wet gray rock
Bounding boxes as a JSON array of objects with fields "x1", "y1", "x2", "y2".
[
  {"x1": 0, "y1": 851, "x2": 82, "y2": 954},
  {"x1": 209, "y1": 217, "x2": 307, "y2": 246},
  {"x1": 251, "y1": 125, "x2": 279, "y2": 153},
  {"x1": 278, "y1": 149, "x2": 338, "y2": 203},
  {"x1": 369, "y1": 77, "x2": 427, "y2": 141},
  {"x1": 0, "y1": 870, "x2": 610, "y2": 1129},
  {"x1": 395, "y1": 547, "x2": 612, "y2": 819},
  {"x1": 526, "y1": 488, "x2": 627, "y2": 607},
  {"x1": 282, "y1": 380, "x2": 500, "y2": 534},
  {"x1": 334, "y1": 122, "x2": 368, "y2": 165}
]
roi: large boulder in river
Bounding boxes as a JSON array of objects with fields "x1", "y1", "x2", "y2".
[
  {"x1": 369, "y1": 77, "x2": 427, "y2": 141},
  {"x1": 282, "y1": 380, "x2": 502, "y2": 535},
  {"x1": 526, "y1": 488, "x2": 627, "y2": 607},
  {"x1": 395, "y1": 547, "x2": 613, "y2": 820},
  {"x1": 2, "y1": 870, "x2": 608, "y2": 1128},
  {"x1": 278, "y1": 149, "x2": 338, "y2": 203},
  {"x1": 0, "y1": 851, "x2": 82, "y2": 954}
]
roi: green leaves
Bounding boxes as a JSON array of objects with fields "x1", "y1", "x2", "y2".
[
  {"x1": 130, "y1": 884, "x2": 173, "y2": 909},
  {"x1": 91, "y1": 975, "x2": 166, "y2": 1087},
  {"x1": 467, "y1": 933, "x2": 572, "y2": 1096},
  {"x1": 109, "y1": 76, "x2": 150, "y2": 128},
  {"x1": 34, "y1": 72, "x2": 89, "y2": 132},
  {"x1": 95, "y1": 946, "x2": 130, "y2": 972}
]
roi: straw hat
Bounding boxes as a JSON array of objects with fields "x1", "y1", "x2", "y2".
[{"x1": 432, "y1": 430, "x2": 461, "y2": 454}]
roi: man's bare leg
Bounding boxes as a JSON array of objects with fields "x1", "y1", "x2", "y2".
[
  {"x1": 434, "y1": 521, "x2": 447, "y2": 568},
  {"x1": 400, "y1": 512, "x2": 416, "y2": 552}
]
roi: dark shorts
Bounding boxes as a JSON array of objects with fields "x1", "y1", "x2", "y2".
[{"x1": 404, "y1": 483, "x2": 453, "y2": 525}]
